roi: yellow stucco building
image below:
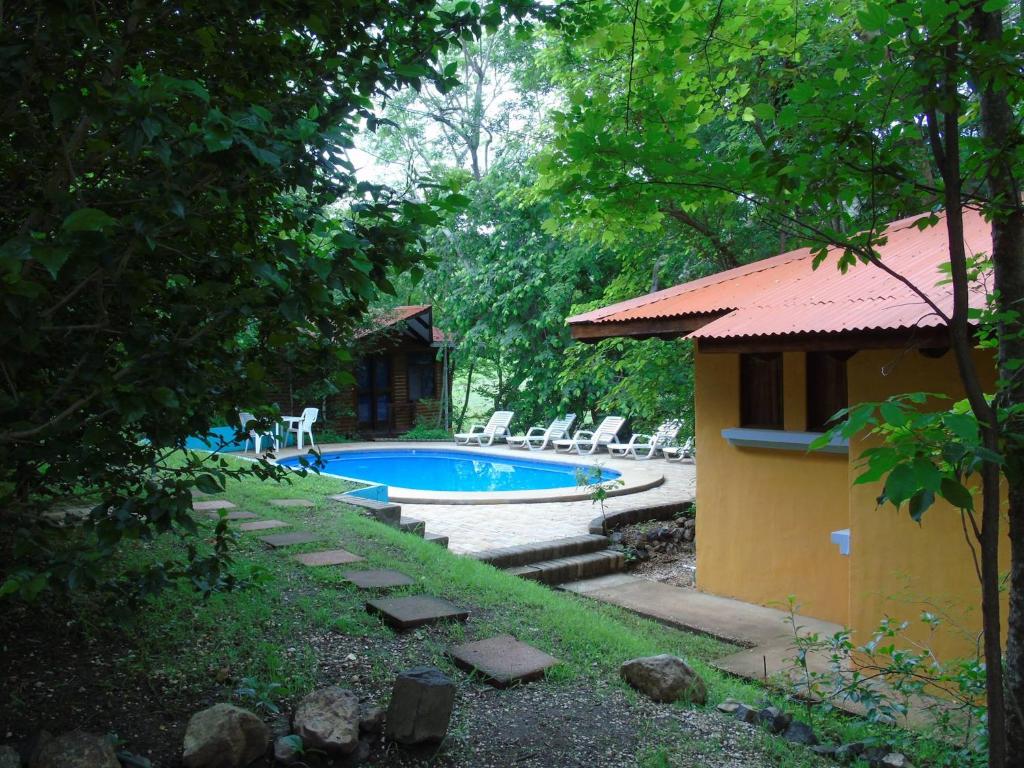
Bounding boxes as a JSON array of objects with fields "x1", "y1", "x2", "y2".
[{"x1": 568, "y1": 209, "x2": 1002, "y2": 661}]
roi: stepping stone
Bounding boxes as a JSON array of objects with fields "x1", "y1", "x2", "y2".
[
  {"x1": 193, "y1": 499, "x2": 236, "y2": 511},
  {"x1": 238, "y1": 519, "x2": 290, "y2": 532},
  {"x1": 342, "y1": 569, "x2": 415, "y2": 590},
  {"x1": 448, "y1": 634, "x2": 559, "y2": 688},
  {"x1": 269, "y1": 498, "x2": 315, "y2": 508},
  {"x1": 205, "y1": 510, "x2": 259, "y2": 521},
  {"x1": 293, "y1": 549, "x2": 365, "y2": 566},
  {"x1": 366, "y1": 595, "x2": 470, "y2": 631},
  {"x1": 261, "y1": 531, "x2": 319, "y2": 549}
]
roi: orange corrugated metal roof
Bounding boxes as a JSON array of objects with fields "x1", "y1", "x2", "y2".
[{"x1": 568, "y1": 209, "x2": 992, "y2": 341}]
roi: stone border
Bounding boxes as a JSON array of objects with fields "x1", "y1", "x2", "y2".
[
  {"x1": 588, "y1": 499, "x2": 693, "y2": 535},
  {"x1": 272, "y1": 442, "x2": 665, "y2": 506}
]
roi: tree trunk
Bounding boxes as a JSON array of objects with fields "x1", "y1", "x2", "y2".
[
  {"x1": 971, "y1": 4, "x2": 1024, "y2": 758},
  {"x1": 457, "y1": 360, "x2": 475, "y2": 432}
]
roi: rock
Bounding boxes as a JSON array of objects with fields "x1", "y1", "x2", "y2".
[
  {"x1": 880, "y1": 753, "x2": 915, "y2": 768},
  {"x1": 834, "y1": 742, "x2": 865, "y2": 763},
  {"x1": 346, "y1": 739, "x2": 371, "y2": 765},
  {"x1": 716, "y1": 698, "x2": 741, "y2": 714},
  {"x1": 293, "y1": 687, "x2": 361, "y2": 756},
  {"x1": 181, "y1": 703, "x2": 269, "y2": 768},
  {"x1": 620, "y1": 655, "x2": 708, "y2": 704},
  {"x1": 683, "y1": 528, "x2": 695, "y2": 542},
  {"x1": 358, "y1": 703, "x2": 385, "y2": 734},
  {"x1": 116, "y1": 752, "x2": 153, "y2": 768},
  {"x1": 273, "y1": 735, "x2": 302, "y2": 766},
  {"x1": 0, "y1": 746, "x2": 20, "y2": 768},
  {"x1": 811, "y1": 744, "x2": 837, "y2": 758},
  {"x1": 633, "y1": 546, "x2": 650, "y2": 561},
  {"x1": 733, "y1": 704, "x2": 760, "y2": 724},
  {"x1": 781, "y1": 720, "x2": 818, "y2": 746},
  {"x1": 757, "y1": 706, "x2": 792, "y2": 734},
  {"x1": 385, "y1": 667, "x2": 456, "y2": 745},
  {"x1": 862, "y1": 746, "x2": 891, "y2": 765},
  {"x1": 609, "y1": 531, "x2": 624, "y2": 544},
  {"x1": 29, "y1": 731, "x2": 119, "y2": 768}
]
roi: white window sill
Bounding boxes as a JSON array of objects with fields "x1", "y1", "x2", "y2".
[{"x1": 721, "y1": 427, "x2": 849, "y2": 455}]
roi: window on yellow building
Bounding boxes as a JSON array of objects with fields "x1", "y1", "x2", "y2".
[
  {"x1": 806, "y1": 351, "x2": 849, "y2": 432},
  {"x1": 740, "y1": 352, "x2": 783, "y2": 429}
]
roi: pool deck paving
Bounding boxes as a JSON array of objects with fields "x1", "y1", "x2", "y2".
[
  {"x1": 267, "y1": 441, "x2": 694, "y2": 554},
  {"x1": 400, "y1": 454, "x2": 694, "y2": 554}
]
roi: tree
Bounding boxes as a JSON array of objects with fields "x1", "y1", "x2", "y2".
[
  {"x1": 0, "y1": 0, "x2": 537, "y2": 601},
  {"x1": 541, "y1": 0, "x2": 1023, "y2": 763}
]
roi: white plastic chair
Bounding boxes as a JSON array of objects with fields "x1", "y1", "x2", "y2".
[
  {"x1": 608, "y1": 419, "x2": 683, "y2": 460},
  {"x1": 239, "y1": 411, "x2": 278, "y2": 453},
  {"x1": 286, "y1": 407, "x2": 319, "y2": 450},
  {"x1": 553, "y1": 416, "x2": 626, "y2": 455},
  {"x1": 664, "y1": 436, "x2": 695, "y2": 462},
  {"x1": 507, "y1": 414, "x2": 576, "y2": 451},
  {"x1": 454, "y1": 410, "x2": 515, "y2": 446}
]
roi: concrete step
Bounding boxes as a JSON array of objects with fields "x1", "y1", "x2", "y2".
[
  {"x1": 424, "y1": 532, "x2": 449, "y2": 549},
  {"x1": 399, "y1": 517, "x2": 426, "y2": 537},
  {"x1": 472, "y1": 534, "x2": 610, "y2": 569},
  {"x1": 505, "y1": 550, "x2": 625, "y2": 585},
  {"x1": 330, "y1": 494, "x2": 402, "y2": 527}
]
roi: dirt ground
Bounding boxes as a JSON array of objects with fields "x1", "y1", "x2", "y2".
[
  {"x1": 614, "y1": 516, "x2": 697, "y2": 589},
  {"x1": 0, "y1": 588, "x2": 782, "y2": 768}
]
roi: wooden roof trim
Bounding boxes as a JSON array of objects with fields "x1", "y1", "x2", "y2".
[{"x1": 570, "y1": 314, "x2": 723, "y2": 342}]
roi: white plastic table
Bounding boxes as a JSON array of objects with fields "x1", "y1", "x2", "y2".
[{"x1": 278, "y1": 415, "x2": 306, "y2": 449}]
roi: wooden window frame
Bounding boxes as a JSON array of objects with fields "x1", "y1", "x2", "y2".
[
  {"x1": 806, "y1": 351, "x2": 850, "y2": 433},
  {"x1": 739, "y1": 352, "x2": 784, "y2": 430}
]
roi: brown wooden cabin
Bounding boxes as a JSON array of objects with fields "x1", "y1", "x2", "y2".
[{"x1": 267, "y1": 305, "x2": 452, "y2": 438}]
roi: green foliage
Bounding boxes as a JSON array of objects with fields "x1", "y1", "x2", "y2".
[
  {"x1": 784, "y1": 600, "x2": 987, "y2": 767},
  {"x1": 234, "y1": 675, "x2": 286, "y2": 715},
  {"x1": 813, "y1": 394, "x2": 995, "y2": 523},
  {"x1": 0, "y1": 0, "x2": 539, "y2": 600},
  {"x1": 399, "y1": 423, "x2": 452, "y2": 440},
  {"x1": 560, "y1": 337, "x2": 695, "y2": 435}
]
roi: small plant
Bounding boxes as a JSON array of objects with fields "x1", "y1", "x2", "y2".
[
  {"x1": 576, "y1": 464, "x2": 625, "y2": 535},
  {"x1": 234, "y1": 675, "x2": 286, "y2": 714},
  {"x1": 781, "y1": 598, "x2": 987, "y2": 767},
  {"x1": 399, "y1": 423, "x2": 451, "y2": 440}
]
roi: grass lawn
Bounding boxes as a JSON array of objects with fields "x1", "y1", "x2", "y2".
[{"x1": 0, "y1": 455, "x2": 965, "y2": 766}]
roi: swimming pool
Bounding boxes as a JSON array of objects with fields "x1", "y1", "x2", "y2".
[{"x1": 278, "y1": 448, "x2": 620, "y2": 493}]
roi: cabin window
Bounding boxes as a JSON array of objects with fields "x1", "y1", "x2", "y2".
[
  {"x1": 740, "y1": 352, "x2": 783, "y2": 429},
  {"x1": 806, "y1": 351, "x2": 849, "y2": 432},
  {"x1": 407, "y1": 352, "x2": 436, "y2": 401}
]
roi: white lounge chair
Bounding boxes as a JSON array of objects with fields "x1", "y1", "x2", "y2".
[
  {"x1": 507, "y1": 414, "x2": 576, "y2": 451},
  {"x1": 608, "y1": 419, "x2": 683, "y2": 460},
  {"x1": 454, "y1": 410, "x2": 514, "y2": 446},
  {"x1": 553, "y1": 415, "x2": 626, "y2": 455},
  {"x1": 239, "y1": 411, "x2": 278, "y2": 453},
  {"x1": 663, "y1": 436, "x2": 695, "y2": 462},
  {"x1": 284, "y1": 407, "x2": 318, "y2": 450}
]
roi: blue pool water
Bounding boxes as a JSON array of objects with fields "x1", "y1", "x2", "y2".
[{"x1": 278, "y1": 449, "x2": 620, "y2": 493}]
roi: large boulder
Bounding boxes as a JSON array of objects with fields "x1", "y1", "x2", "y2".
[
  {"x1": 293, "y1": 687, "x2": 361, "y2": 756},
  {"x1": 385, "y1": 667, "x2": 455, "y2": 745},
  {"x1": 619, "y1": 655, "x2": 708, "y2": 704},
  {"x1": 181, "y1": 703, "x2": 269, "y2": 768},
  {"x1": 29, "y1": 731, "x2": 119, "y2": 768}
]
